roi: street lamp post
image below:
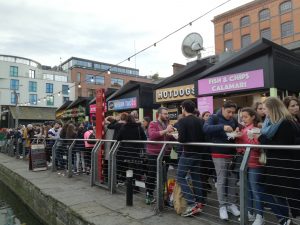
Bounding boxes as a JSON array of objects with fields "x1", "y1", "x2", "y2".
[{"x1": 14, "y1": 90, "x2": 19, "y2": 129}]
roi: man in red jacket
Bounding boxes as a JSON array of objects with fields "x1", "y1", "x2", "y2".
[{"x1": 145, "y1": 107, "x2": 174, "y2": 204}]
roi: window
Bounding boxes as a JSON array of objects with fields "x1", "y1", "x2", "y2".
[
  {"x1": 111, "y1": 78, "x2": 124, "y2": 87},
  {"x1": 259, "y1": 9, "x2": 270, "y2": 21},
  {"x1": 29, "y1": 94, "x2": 37, "y2": 105},
  {"x1": 95, "y1": 76, "x2": 104, "y2": 85},
  {"x1": 43, "y1": 74, "x2": 54, "y2": 80},
  {"x1": 29, "y1": 81, "x2": 37, "y2": 92},
  {"x1": 87, "y1": 89, "x2": 96, "y2": 97},
  {"x1": 46, "y1": 95, "x2": 54, "y2": 106},
  {"x1": 260, "y1": 28, "x2": 272, "y2": 40},
  {"x1": 77, "y1": 72, "x2": 81, "y2": 82},
  {"x1": 46, "y1": 83, "x2": 53, "y2": 93},
  {"x1": 224, "y1": 39, "x2": 233, "y2": 51},
  {"x1": 10, "y1": 79, "x2": 19, "y2": 90},
  {"x1": 55, "y1": 75, "x2": 67, "y2": 82},
  {"x1": 94, "y1": 64, "x2": 101, "y2": 69},
  {"x1": 10, "y1": 66, "x2": 18, "y2": 77},
  {"x1": 29, "y1": 69, "x2": 35, "y2": 79},
  {"x1": 281, "y1": 21, "x2": 294, "y2": 37},
  {"x1": 62, "y1": 85, "x2": 69, "y2": 95},
  {"x1": 86, "y1": 74, "x2": 94, "y2": 84},
  {"x1": 223, "y1": 22, "x2": 232, "y2": 33},
  {"x1": 11, "y1": 92, "x2": 19, "y2": 104},
  {"x1": 241, "y1": 34, "x2": 251, "y2": 48},
  {"x1": 63, "y1": 97, "x2": 69, "y2": 103},
  {"x1": 240, "y1": 16, "x2": 250, "y2": 27},
  {"x1": 280, "y1": 1, "x2": 292, "y2": 14}
]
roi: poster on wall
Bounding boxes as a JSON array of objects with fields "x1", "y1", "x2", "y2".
[
  {"x1": 108, "y1": 97, "x2": 137, "y2": 111},
  {"x1": 197, "y1": 96, "x2": 214, "y2": 114},
  {"x1": 198, "y1": 69, "x2": 264, "y2": 95}
]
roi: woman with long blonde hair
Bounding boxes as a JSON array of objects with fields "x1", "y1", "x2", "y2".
[{"x1": 259, "y1": 97, "x2": 297, "y2": 225}]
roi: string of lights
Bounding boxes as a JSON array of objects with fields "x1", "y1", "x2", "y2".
[{"x1": 18, "y1": 0, "x2": 232, "y2": 106}]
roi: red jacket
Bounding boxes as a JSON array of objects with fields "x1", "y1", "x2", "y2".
[
  {"x1": 235, "y1": 124, "x2": 263, "y2": 168},
  {"x1": 146, "y1": 120, "x2": 175, "y2": 155}
]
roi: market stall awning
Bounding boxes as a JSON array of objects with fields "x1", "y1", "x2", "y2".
[
  {"x1": 66, "y1": 97, "x2": 93, "y2": 109},
  {"x1": 56, "y1": 100, "x2": 72, "y2": 112},
  {"x1": 9, "y1": 106, "x2": 56, "y2": 120},
  {"x1": 107, "y1": 81, "x2": 155, "y2": 101}
]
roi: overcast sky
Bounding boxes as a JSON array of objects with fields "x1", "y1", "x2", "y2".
[{"x1": 0, "y1": 0, "x2": 252, "y2": 77}]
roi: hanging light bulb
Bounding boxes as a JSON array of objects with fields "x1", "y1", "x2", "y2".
[
  {"x1": 78, "y1": 83, "x2": 81, "y2": 88},
  {"x1": 58, "y1": 92, "x2": 61, "y2": 96},
  {"x1": 38, "y1": 99, "x2": 41, "y2": 103},
  {"x1": 91, "y1": 76, "x2": 94, "y2": 82},
  {"x1": 107, "y1": 69, "x2": 111, "y2": 75},
  {"x1": 43, "y1": 98, "x2": 46, "y2": 101},
  {"x1": 68, "y1": 88, "x2": 70, "y2": 93}
]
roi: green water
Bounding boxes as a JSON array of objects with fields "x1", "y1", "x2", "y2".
[{"x1": 0, "y1": 181, "x2": 45, "y2": 225}]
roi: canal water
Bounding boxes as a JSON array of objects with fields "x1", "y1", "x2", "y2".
[{"x1": 0, "y1": 181, "x2": 45, "y2": 225}]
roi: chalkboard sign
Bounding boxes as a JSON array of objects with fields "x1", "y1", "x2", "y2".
[{"x1": 29, "y1": 144, "x2": 47, "y2": 171}]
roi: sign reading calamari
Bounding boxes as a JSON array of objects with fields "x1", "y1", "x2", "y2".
[{"x1": 198, "y1": 69, "x2": 264, "y2": 95}]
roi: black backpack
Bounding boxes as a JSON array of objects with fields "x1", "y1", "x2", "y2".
[{"x1": 87, "y1": 131, "x2": 96, "y2": 144}]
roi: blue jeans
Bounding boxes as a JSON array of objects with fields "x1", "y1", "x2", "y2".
[
  {"x1": 263, "y1": 194, "x2": 289, "y2": 220},
  {"x1": 176, "y1": 153, "x2": 203, "y2": 205},
  {"x1": 248, "y1": 168, "x2": 264, "y2": 216}
]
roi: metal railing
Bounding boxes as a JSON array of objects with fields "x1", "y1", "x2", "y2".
[{"x1": 1, "y1": 138, "x2": 300, "y2": 225}]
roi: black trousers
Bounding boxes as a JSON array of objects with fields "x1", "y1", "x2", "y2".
[{"x1": 145, "y1": 154, "x2": 170, "y2": 195}]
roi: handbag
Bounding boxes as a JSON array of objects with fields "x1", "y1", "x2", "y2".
[{"x1": 259, "y1": 149, "x2": 267, "y2": 165}]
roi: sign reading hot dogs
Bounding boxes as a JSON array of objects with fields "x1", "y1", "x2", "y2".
[
  {"x1": 155, "y1": 84, "x2": 195, "y2": 103},
  {"x1": 198, "y1": 69, "x2": 264, "y2": 95}
]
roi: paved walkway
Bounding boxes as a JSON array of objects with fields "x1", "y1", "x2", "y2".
[{"x1": 0, "y1": 153, "x2": 233, "y2": 225}]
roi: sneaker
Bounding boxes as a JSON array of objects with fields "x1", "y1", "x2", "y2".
[
  {"x1": 252, "y1": 214, "x2": 264, "y2": 225},
  {"x1": 145, "y1": 194, "x2": 156, "y2": 205},
  {"x1": 227, "y1": 204, "x2": 240, "y2": 217},
  {"x1": 293, "y1": 217, "x2": 300, "y2": 225},
  {"x1": 279, "y1": 218, "x2": 292, "y2": 225},
  {"x1": 238, "y1": 212, "x2": 255, "y2": 222},
  {"x1": 219, "y1": 206, "x2": 229, "y2": 220},
  {"x1": 181, "y1": 203, "x2": 203, "y2": 217}
]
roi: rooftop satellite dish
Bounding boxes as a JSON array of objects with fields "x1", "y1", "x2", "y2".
[{"x1": 181, "y1": 32, "x2": 204, "y2": 59}]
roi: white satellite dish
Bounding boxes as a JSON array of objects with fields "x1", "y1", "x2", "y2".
[{"x1": 181, "y1": 32, "x2": 204, "y2": 59}]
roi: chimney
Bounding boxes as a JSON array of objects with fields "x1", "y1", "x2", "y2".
[{"x1": 172, "y1": 63, "x2": 185, "y2": 74}]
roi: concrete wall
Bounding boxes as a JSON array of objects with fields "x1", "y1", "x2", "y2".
[{"x1": 0, "y1": 163, "x2": 89, "y2": 225}]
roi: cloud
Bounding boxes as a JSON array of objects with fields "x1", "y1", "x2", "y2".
[{"x1": 0, "y1": 0, "x2": 253, "y2": 76}]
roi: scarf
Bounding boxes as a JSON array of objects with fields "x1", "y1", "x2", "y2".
[{"x1": 261, "y1": 117, "x2": 283, "y2": 139}]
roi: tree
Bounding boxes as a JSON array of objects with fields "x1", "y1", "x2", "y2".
[{"x1": 151, "y1": 73, "x2": 160, "y2": 81}]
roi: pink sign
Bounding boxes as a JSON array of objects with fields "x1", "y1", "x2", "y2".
[
  {"x1": 197, "y1": 96, "x2": 214, "y2": 114},
  {"x1": 90, "y1": 104, "x2": 96, "y2": 114},
  {"x1": 198, "y1": 69, "x2": 264, "y2": 95}
]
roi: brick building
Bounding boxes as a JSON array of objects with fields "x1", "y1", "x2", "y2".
[
  {"x1": 213, "y1": 0, "x2": 300, "y2": 55},
  {"x1": 61, "y1": 57, "x2": 153, "y2": 98}
]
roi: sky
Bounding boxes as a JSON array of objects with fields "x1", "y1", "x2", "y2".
[{"x1": 0, "y1": 0, "x2": 253, "y2": 77}]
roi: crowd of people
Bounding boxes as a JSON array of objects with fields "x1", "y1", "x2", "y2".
[
  {"x1": 170, "y1": 97, "x2": 299, "y2": 225},
  {"x1": 1, "y1": 96, "x2": 300, "y2": 225}
]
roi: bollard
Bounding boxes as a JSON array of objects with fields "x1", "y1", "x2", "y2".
[{"x1": 126, "y1": 170, "x2": 133, "y2": 206}]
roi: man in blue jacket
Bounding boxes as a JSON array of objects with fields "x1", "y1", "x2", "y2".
[{"x1": 203, "y1": 100, "x2": 240, "y2": 221}]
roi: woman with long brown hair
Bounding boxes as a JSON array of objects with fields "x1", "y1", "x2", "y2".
[{"x1": 259, "y1": 97, "x2": 297, "y2": 225}]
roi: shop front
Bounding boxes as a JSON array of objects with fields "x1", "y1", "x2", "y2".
[
  {"x1": 60, "y1": 97, "x2": 93, "y2": 123},
  {"x1": 195, "y1": 39, "x2": 300, "y2": 113},
  {"x1": 106, "y1": 81, "x2": 158, "y2": 120},
  {"x1": 153, "y1": 60, "x2": 212, "y2": 123}
]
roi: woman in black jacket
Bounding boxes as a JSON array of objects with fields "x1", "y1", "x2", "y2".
[
  {"x1": 117, "y1": 115, "x2": 147, "y2": 191},
  {"x1": 283, "y1": 96, "x2": 300, "y2": 222},
  {"x1": 259, "y1": 97, "x2": 297, "y2": 225}
]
